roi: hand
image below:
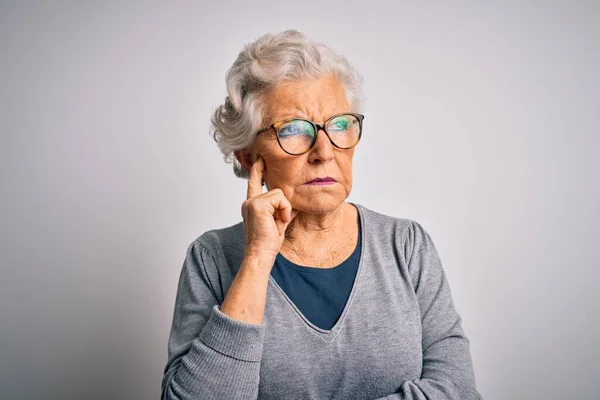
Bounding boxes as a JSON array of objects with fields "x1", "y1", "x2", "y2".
[{"x1": 241, "y1": 157, "x2": 299, "y2": 263}]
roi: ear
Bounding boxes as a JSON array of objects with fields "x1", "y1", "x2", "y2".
[{"x1": 234, "y1": 150, "x2": 253, "y2": 173}]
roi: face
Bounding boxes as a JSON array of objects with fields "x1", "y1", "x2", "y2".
[{"x1": 236, "y1": 75, "x2": 357, "y2": 214}]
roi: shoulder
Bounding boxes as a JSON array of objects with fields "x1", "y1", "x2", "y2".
[
  {"x1": 354, "y1": 203, "x2": 436, "y2": 259},
  {"x1": 191, "y1": 220, "x2": 245, "y2": 256},
  {"x1": 175, "y1": 222, "x2": 245, "y2": 303},
  {"x1": 356, "y1": 204, "x2": 443, "y2": 290},
  {"x1": 355, "y1": 202, "x2": 427, "y2": 240},
  {"x1": 184, "y1": 221, "x2": 246, "y2": 281}
]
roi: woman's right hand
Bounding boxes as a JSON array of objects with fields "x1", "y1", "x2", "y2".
[{"x1": 241, "y1": 157, "x2": 298, "y2": 262}]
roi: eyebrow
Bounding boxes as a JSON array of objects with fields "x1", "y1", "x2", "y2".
[{"x1": 272, "y1": 111, "x2": 351, "y2": 123}]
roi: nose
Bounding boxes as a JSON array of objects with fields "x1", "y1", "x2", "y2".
[{"x1": 307, "y1": 127, "x2": 335, "y2": 163}]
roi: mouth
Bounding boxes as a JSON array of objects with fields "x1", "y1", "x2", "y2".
[{"x1": 306, "y1": 177, "x2": 337, "y2": 184}]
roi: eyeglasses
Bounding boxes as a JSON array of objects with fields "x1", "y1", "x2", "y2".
[{"x1": 256, "y1": 112, "x2": 364, "y2": 156}]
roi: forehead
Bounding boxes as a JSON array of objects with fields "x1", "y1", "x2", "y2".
[{"x1": 265, "y1": 75, "x2": 349, "y2": 122}]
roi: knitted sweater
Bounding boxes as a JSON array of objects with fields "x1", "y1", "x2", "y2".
[{"x1": 161, "y1": 203, "x2": 482, "y2": 399}]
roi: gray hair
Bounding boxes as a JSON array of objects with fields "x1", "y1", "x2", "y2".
[{"x1": 210, "y1": 29, "x2": 364, "y2": 179}]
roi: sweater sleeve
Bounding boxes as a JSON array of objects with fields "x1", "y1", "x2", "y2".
[
  {"x1": 374, "y1": 221, "x2": 482, "y2": 400},
  {"x1": 161, "y1": 240, "x2": 265, "y2": 400}
]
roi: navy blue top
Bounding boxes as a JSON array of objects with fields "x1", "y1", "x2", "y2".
[{"x1": 270, "y1": 213, "x2": 362, "y2": 330}]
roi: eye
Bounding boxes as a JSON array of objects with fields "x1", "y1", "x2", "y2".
[
  {"x1": 278, "y1": 120, "x2": 313, "y2": 137},
  {"x1": 329, "y1": 117, "x2": 351, "y2": 131}
]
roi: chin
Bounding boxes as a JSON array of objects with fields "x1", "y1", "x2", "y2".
[{"x1": 294, "y1": 195, "x2": 345, "y2": 214}]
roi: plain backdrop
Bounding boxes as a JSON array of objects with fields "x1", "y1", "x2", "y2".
[{"x1": 1, "y1": 1, "x2": 598, "y2": 399}]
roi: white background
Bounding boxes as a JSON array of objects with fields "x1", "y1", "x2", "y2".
[{"x1": 1, "y1": 1, "x2": 598, "y2": 399}]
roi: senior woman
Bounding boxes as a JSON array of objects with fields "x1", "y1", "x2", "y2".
[{"x1": 161, "y1": 30, "x2": 481, "y2": 400}]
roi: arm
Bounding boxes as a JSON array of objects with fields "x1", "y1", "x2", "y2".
[
  {"x1": 161, "y1": 240, "x2": 268, "y2": 400},
  {"x1": 375, "y1": 221, "x2": 482, "y2": 400}
]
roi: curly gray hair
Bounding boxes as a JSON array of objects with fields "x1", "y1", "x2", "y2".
[{"x1": 210, "y1": 29, "x2": 364, "y2": 179}]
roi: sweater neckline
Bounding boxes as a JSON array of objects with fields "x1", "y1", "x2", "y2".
[
  {"x1": 274, "y1": 210, "x2": 361, "y2": 273},
  {"x1": 267, "y1": 202, "x2": 366, "y2": 341}
]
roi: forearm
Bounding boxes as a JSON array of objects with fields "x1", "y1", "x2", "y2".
[
  {"x1": 161, "y1": 243, "x2": 270, "y2": 400},
  {"x1": 220, "y1": 254, "x2": 273, "y2": 324},
  {"x1": 373, "y1": 384, "x2": 481, "y2": 400},
  {"x1": 162, "y1": 304, "x2": 265, "y2": 400}
]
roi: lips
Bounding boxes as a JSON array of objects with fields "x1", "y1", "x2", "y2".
[{"x1": 306, "y1": 177, "x2": 336, "y2": 184}]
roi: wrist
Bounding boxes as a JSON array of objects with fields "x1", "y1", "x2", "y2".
[{"x1": 242, "y1": 252, "x2": 276, "y2": 274}]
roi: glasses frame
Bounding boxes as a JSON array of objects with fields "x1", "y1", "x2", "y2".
[{"x1": 256, "y1": 112, "x2": 365, "y2": 156}]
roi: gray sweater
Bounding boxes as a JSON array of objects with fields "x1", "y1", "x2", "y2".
[{"x1": 162, "y1": 203, "x2": 482, "y2": 399}]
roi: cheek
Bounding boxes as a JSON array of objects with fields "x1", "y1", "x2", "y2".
[
  {"x1": 256, "y1": 144, "x2": 286, "y2": 175},
  {"x1": 268, "y1": 161, "x2": 289, "y2": 175},
  {"x1": 339, "y1": 155, "x2": 354, "y2": 180},
  {"x1": 264, "y1": 157, "x2": 303, "y2": 184}
]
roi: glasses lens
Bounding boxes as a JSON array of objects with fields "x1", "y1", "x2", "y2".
[
  {"x1": 326, "y1": 114, "x2": 361, "y2": 148},
  {"x1": 275, "y1": 119, "x2": 315, "y2": 154}
]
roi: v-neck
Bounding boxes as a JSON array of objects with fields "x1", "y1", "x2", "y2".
[{"x1": 267, "y1": 202, "x2": 366, "y2": 341}]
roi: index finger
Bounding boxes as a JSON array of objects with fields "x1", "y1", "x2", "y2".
[{"x1": 246, "y1": 157, "x2": 265, "y2": 199}]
